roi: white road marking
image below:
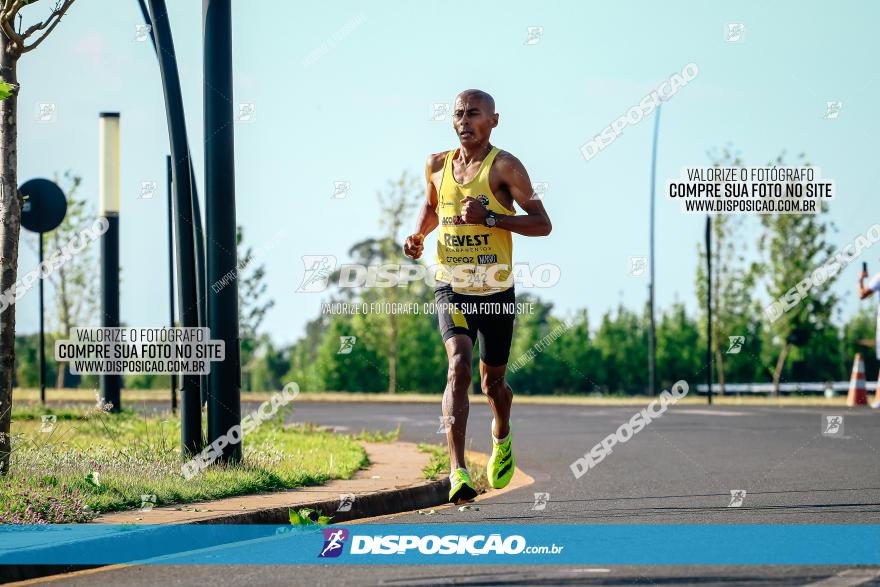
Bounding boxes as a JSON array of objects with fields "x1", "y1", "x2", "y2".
[
  {"x1": 672, "y1": 409, "x2": 750, "y2": 416},
  {"x1": 804, "y1": 569, "x2": 880, "y2": 586}
]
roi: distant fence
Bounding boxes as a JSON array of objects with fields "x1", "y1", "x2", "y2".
[{"x1": 695, "y1": 381, "x2": 878, "y2": 395}]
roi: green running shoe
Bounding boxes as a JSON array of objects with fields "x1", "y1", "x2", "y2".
[
  {"x1": 448, "y1": 468, "x2": 478, "y2": 504},
  {"x1": 487, "y1": 419, "x2": 515, "y2": 489}
]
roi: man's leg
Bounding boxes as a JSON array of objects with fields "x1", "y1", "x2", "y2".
[
  {"x1": 443, "y1": 334, "x2": 473, "y2": 470},
  {"x1": 480, "y1": 361, "x2": 512, "y2": 439}
]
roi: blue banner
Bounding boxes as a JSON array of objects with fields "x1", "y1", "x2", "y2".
[{"x1": 1, "y1": 524, "x2": 877, "y2": 565}]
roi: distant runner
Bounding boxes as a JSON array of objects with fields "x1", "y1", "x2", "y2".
[
  {"x1": 403, "y1": 89, "x2": 552, "y2": 503},
  {"x1": 858, "y1": 263, "x2": 880, "y2": 408}
]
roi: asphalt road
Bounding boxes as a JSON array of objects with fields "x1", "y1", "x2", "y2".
[{"x1": 26, "y1": 400, "x2": 880, "y2": 586}]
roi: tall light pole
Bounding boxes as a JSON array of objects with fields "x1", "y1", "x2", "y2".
[
  {"x1": 204, "y1": 0, "x2": 241, "y2": 463},
  {"x1": 706, "y1": 216, "x2": 713, "y2": 405},
  {"x1": 144, "y1": 0, "x2": 203, "y2": 454},
  {"x1": 648, "y1": 104, "x2": 661, "y2": 396},
  {"x1": 167, "y1": 155, "x2": 177, "y2": 415},
  {"x1": 137, "y1": 0, "x2": 210, "y2": 408},
  {"x1": 99, "y1": 112, "x2": 121, "y2": 413}
]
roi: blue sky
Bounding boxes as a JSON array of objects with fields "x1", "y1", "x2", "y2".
[{"x1": 14, "y1": 0, "x2": 879, "y2": 344}]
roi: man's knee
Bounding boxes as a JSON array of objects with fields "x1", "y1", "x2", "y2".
[{"x1": 447, "y1": 354, "x2": 472, "y2": 387}]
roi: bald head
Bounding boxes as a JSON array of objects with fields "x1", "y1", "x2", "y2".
[
  {"x1": 452, "y1": 90, "x2": 498, "y2": 147},
  {"x1": 456, "y1": 89, "x2": 495, "y2": 114}
]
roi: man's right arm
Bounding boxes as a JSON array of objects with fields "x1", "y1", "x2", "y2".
[{"x1": 403, "y1": 153, "x2": 445, "y2": 260}]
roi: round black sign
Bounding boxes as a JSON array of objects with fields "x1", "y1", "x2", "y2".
[{"x1": 20, "y1": 178, "x2": 67, "y2": 233}]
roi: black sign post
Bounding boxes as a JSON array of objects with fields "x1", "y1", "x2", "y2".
[{"x1": 20, "y1": 178, "x2": 67, "y2": 404}]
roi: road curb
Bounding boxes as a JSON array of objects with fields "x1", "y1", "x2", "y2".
[
  {"x1": 187, "y1": 476, "x2": 450, "y2": 525},
  {"x1": 1, "y1": 443, "x2": 452, "y2": 583}
]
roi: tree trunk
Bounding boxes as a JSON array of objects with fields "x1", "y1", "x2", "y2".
[
  {"x1": 387, "y1": 313, "x2": 397, "y2": 393},
  {"x1": 715, "y1": 349, "x2": 725, "y2": 396},
  {"x1": 772, "y1": 342, "x2": 791, "y2": 397},
  {"x1": 0, "y1": 37, "x2": 20, "y2": 475},
  {"x1": 55, "y1": 246, "x2": 70, "y2": 390}
]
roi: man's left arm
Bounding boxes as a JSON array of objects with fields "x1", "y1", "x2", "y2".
[
  {"x1": 860, "y1": 271, "x2": 880, "y2": 299},
  {"x1": 460, "y1": 153, "x2": 552, "y2": 236}
]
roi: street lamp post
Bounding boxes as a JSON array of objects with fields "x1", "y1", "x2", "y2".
[
  {"x1": 143, "y1": 0, "x2": 203, "y2": 455},
  {"x1": 705, "y1": 216, "x2": 713, "y2": 405},
  {"x1": 648, "y1": 104, "x2": 661, "y2": 396},
  {"x1": 99, "y1": 112, "x2": 121, "y2": 413},
  {"x1": 204, "y1": 0, "x2": 241, "y2": 463}
]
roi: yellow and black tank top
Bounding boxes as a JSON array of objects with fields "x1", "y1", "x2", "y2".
[{"x1": 434, "y1": 146, "x2": 514, "y2": 295}]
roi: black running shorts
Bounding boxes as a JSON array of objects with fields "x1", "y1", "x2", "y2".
[{"x1": 434, "y1": 284, "x2": 516, "y2": 366}]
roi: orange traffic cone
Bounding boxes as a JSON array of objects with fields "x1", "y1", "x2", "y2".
[{"x1": 847, "y1": 353, "x2": 868, "y2": 407}]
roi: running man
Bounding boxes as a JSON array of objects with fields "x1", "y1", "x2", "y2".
[
  {"x1": 403, "y1": 90, "x2": 552, "y2": 503},
  {"x1": 858, "y1": 264, "x2": 880, "y2": 408}
]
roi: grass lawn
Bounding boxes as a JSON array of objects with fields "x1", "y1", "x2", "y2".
[{"x1": 1, "y1": 404, "x2": 373, "y2": 524}]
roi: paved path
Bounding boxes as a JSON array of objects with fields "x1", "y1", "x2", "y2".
[{"x1": 28, "y1": 401, "x2": 880, "y2": 586}]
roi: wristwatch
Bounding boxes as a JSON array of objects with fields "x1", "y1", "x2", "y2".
[{"x1": 485, "y1": 212, "x2": 497, "y2": 228}]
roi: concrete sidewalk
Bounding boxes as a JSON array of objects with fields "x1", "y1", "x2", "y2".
[{"x1": 94, "y1": 441, "x2": 446, "y2": 525}]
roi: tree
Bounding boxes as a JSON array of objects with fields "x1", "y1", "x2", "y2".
[
  {"x1": 1, "y1": 0, "x2": 78, "y2": 474},
  {"x1": 329, "y1": 172, "x2": 421, "y2": 393},
  {"x1": 758, "y1": 152, "x2": 839, "y2": 395},
  {"x1": 655, "y1": 302, "x2": 702, "y2": 391},
  {"x1": 236, "y1": 226, "x2": 275, "y2": 391},
  {"x1": 695, "y1": 147, "x2": 759, "y2": 395},
  {"x1": 592, "y1": 304, "x2": 648, "y2": 394},
  {"x1": 285, "y1": 313, "x2": 329, "y2": 392},
  {"x1": 39, "y1": 171, "x2": 97, "y2": 388},
  {"x1": 247, "y1": 335, "x2": 289, "y2": 392}
]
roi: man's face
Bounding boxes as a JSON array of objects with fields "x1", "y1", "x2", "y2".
[{"x1": 453, "y1": 95, "x2": 497, "y2": 147}]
